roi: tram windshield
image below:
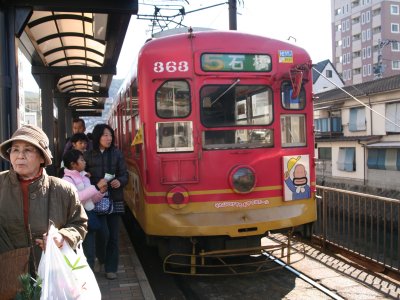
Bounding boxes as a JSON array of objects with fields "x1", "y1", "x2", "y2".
[
  {"x1": 200, "y1": 84, "x2": 272, "y2": 127},
  {"x1": 200, "y1": 84, "x2": 274, "y2": 149}
]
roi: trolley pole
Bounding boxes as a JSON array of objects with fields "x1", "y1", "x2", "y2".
[{"x1": 228, "y1": 0, "x2": 237, "y2": 30}]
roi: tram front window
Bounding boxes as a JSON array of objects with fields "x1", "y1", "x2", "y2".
[
  {"x1": 200, "y1": 84, "x2": 274, "y2": 149},
  {"x1": 200, "y1": 84, "x2": 272, "y2": 127}
]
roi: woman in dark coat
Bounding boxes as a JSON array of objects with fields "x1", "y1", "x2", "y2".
[{"x1": 83, "y1": 123, "x2": 128, "y2": 280}]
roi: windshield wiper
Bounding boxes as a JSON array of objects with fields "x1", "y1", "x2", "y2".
[{"x1": 210, "y1": 79, "x2": 240, "y2": 106}]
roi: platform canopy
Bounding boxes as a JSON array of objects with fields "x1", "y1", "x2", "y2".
[{"x1": 3, "y1": 0, "x2": 138, "y2": 117}]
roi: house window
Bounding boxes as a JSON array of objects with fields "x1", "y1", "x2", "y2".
[
  {"x1": 367, "y1": 46, "x2": 371, "y2": 58},
  {"x1": 372, "y1": 26, "x2": 381, "y2": 34},
  {"x1": 326, "y1": 70, "x2": 333, "y2": 78},
  {"x1": 314, "y1": 118, "x2": 329, "y2": 132},
  {"x1": 385, "y1": 102, "x2": 400, "y2": 132},
  {"x1": 352, "y1": 16, "x2": 360, "y2": 24},
  {"x1": 331, "y1": 116, "x2": 342, "y2": 132},
  {"x1": 338, "y1": 147, "x2": 356, "y2": 171},
  {"x1": 372, "y1": 8, "x2": 381, "y2": 16},
  {"x1": 392, "y1": 42, "x2": 400, "y2": 51},
  {"x1": 391, "y1": 5, "x2": 399, "y2": 15},
  {"x1": 368, "y1": 148, "x2": 400, "y2": 171},
  {"x1": 391, "y1": 23, "x2": 399, "y2": 33},
  {"x1": 349, "y1": 107, "x2": 366, "y2": 131},
  {"x1": 353, "y1": 50, "x2": 361, "y2": 58},
  {"x1": 393, "y1": 61, "x2": 400, "y2": 70},
  {"x1": 362, "y1": 30, "x2": 369, "y2": 42},
  {"x1": 318, "y1": 147, "x2": 332, "y2": 160}
]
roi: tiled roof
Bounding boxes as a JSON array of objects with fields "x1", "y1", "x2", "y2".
[{"x1": 314, "y1": 75, "x2": 400, "y2": 103}]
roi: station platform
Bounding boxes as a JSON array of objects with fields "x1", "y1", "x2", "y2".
[
  {"x1": 94, "y1": 223, "x2": 155, "y2": 300},
  {"x1": 267, "y1": 234, "x2": 400, "y2": 299}
]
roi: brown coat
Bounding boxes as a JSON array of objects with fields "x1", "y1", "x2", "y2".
[{"x1": 0, "y1": 168, "x2": 88, "y2": 262}]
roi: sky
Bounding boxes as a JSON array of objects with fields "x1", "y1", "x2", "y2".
[{"x1": 115, "y1": 0, "x2": 332, "y2": 79}]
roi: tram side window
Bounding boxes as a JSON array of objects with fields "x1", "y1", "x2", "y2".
[
  {"x1": 280, "y1": 114, "x2": 306, "y2": 147},
  {"x1": 156, "y1": 80, "x2": 190, "y2": 118},
  {"x1": 133, "y1": 114, "x2": 141, "y2": 157},
  {"x1": 281, "y1": 81, "x2": 306, "y2": 110}
]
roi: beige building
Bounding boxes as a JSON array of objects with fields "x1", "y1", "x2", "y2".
[
  {"x1": 332, "y1": 0, "x2": 400, "y2": 85},
  {"x1": 314, "y1": 74, "x2": 400, "y2": 195}
]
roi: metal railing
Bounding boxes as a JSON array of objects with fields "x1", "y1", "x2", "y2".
[{"x1": 313, "y1": 185, "x2": 400, "y2": 273}]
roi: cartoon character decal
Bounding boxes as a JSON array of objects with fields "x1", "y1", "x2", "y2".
[{"x1": 283, "y1": 155, "x2": 310, "y2": 201}]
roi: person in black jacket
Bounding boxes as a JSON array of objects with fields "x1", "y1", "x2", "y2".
[{"x1": 83, "y1": 123, "x2": 128, "y2": 280}]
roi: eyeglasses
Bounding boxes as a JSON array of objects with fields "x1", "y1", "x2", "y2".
[{"x1": 7, "y1": 146, "x2": 38, "y2": 157}]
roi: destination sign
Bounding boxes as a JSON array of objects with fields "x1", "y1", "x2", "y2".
[{"x1": 201, "y1": 53, "x2": 271, "y2": 72}]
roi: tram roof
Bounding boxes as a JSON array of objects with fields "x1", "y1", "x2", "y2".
[{"x1": 2, "y1": 0, "x2": 138, "y2": 117}]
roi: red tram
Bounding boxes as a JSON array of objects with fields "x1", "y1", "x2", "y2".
[{"x1": 109, "y1": 29, "x2": 316, "y2": 274}]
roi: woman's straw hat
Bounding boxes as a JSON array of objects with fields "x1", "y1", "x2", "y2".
[{"x1": 0, "y1": 124, "x2": 53, "y2": 166}]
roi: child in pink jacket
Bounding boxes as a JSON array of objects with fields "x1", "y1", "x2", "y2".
[
  {"x1": 62, "y1": 149, "x2": 108, "y2": 269},
  {"x1": 62, "y1": 149, "x2": 107, "y2": 210}
]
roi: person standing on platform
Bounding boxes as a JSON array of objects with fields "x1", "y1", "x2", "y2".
[
  {"x1": 69, "y1": 132, "x2": 89, "y2": 153},
  {"x1": 59, "y1": 132, "x2": 90, "y2": 178},
  {"x1": 62, "y1": 149, "x2": 108, "y2": 269},
  {"x1": 84, "y1": 123, "x2": 128, "y2": 280},
  {"x1": 63, "y1": 118, "x2": 92, "y2": 156},
  {"x1": 0, "y1": 124, "x2": 88, "y2": 281}
]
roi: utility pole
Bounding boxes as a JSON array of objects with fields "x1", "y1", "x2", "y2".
[
  {"x1": 375, "y1": 39, "x2": 399, "y2": 79},
  {"x1": 228, "y1": 0, "x2": 237, "y2": 30}
]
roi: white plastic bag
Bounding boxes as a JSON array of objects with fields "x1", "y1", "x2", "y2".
[
  {"x1": 61, "y1": 240, "x2": 101, "y2": 299},
  {"x1": 38, "y1": 225, "x2": 101, "y2": 300}
]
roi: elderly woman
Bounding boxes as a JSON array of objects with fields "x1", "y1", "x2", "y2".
[{"x1": 0, "y1": 124, "x2": 88, "y2": 273}]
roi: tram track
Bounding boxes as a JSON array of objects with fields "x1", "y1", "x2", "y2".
[
  {"x1": 262, "y1": 251, "x2": 344, "y2": 300},
  {"x1": 123, "y1": 209, "x2": 398, "y2": 299},
  {"x1": 123, "y1": 213, "x2": 345, "y2": 299}
]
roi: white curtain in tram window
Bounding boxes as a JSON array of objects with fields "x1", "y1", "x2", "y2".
[
  {"x1": 385, "y1": 102, "x2": 400, "y2": 133},
  {"x1": 349, "y1": 107, "x2": 366, "y2": 131}
]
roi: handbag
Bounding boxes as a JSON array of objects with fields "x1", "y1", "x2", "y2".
[
  {"x1": 93, "y1": 195, "x2": 113, "y2": 215},
  {"x1": 0, "y1": 247, "x2": 30, "y2": 299},
  {"x1": 93, "y1": 150, "x2": 114, "y2": 215}
]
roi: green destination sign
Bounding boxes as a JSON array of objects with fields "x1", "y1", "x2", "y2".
[{"x1": 201, "y1": 53, "x2": 271, "y2": 72}]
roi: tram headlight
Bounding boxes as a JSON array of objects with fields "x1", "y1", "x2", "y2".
[
  {"x1": 166, "y1": 186, "x2": 189, "y2": 209},
  {"x1": 229, "y1": 166, "x2": 256, "y2": 194}
]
